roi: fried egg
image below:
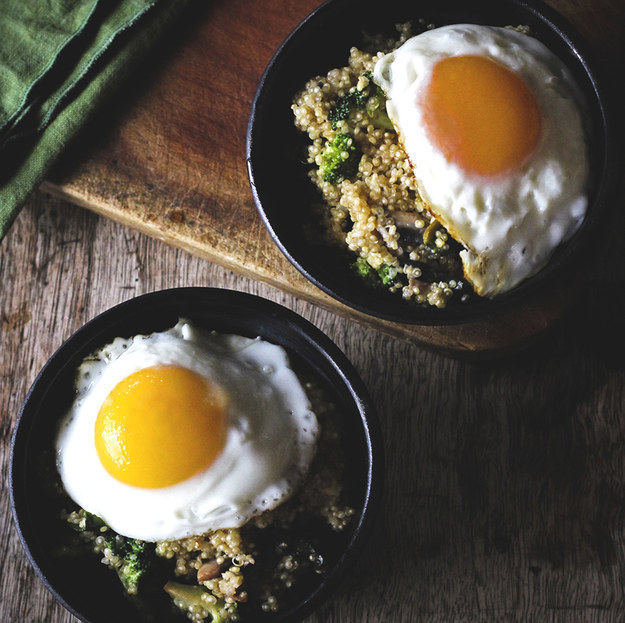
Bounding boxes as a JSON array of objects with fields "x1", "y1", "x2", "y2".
[
  {"x1": 56, "y1": 320, "x2": 318, "y2": 542},
  {"x1": 373, "y1": 24, "x2": 589, "y2": 296}
]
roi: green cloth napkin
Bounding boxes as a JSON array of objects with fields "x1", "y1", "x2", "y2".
[{"x1": 0, "y1": 0, "x2": 194, "y2": 241}]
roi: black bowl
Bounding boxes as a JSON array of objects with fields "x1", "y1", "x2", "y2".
[
  {"x1": 246, "y1": 0, "x2": 618, "y2": 325},
  {"x1": 10, "y1": 287, "x2": 383, "y2": 623}
]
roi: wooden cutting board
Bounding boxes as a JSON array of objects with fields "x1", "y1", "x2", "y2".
[{"x1": 42, "y1": 0, "x2": 624, "y2": 357}]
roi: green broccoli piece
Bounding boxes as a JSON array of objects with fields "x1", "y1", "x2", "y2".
[
  {"x1": 328, "y1": 71, "x2": 393, "y2": 131},
  {"x1": 69, "y1": 510, "x2": 107, "y2": 533},
  {"x1": 353, "y1": 257, "x2": 396, "y2": 286},
  {"x1": 164, "y1": 582, "x2": 227, "y2": 623},
  {"x1": 104, "y1": 533, "x2": 150, "y2": 593},
  {"x1": 353, "y1": 257, "x2": 376, "y2": 283},
  {"x1": 327, "y1": 92, "x2": 361, "y2": 129},
  {"x1": 319, "y1": 132, "x2": 360, "y2": 184},
  {"x1": 377, "y1": 263, "x2": 396, "y2": 285}
]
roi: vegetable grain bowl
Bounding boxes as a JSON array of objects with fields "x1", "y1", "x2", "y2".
[
  {"x1": 10, "y1": 288, "x2": 383, "y2": 623},
  {"x1": 246, "y1": 0, "x2": 617, "y2": 326}
]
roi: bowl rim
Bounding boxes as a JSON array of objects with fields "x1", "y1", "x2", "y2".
[
  {"x1": 10, "y1": 286, "x2": 384, "y2": 623},
  {"x1": 246, "y1": 0, "x2": 620, "y2": 326}
]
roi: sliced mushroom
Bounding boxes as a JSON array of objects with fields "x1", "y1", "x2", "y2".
[{"x1": 391, "y1": 211, "x2": 425, "y2": 231}]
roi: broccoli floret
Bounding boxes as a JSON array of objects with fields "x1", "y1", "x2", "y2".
[
  {"x1": 327, "y1": 91, "x2": 362, "y2": 129},
  {"x1": 104, "y1": 533, "x2": 150, "y2": 593},
  {"x1": 69, "y1": 510, "x2": 106, "y2": 533},
  {"x1": 353, "y1": 256, "x2": 376, "y2": 283},
  {"x1": 377, "y1": 263, "x2": 396, "y2": 285},
  {"x1": 328, "y1": 71, "x2": 393, "y2": 131},
  {"x1": 353, "y1": 257, "x2": 396, "y2": 286},
  {"x1": 319, "y1": 132, "x2": 360, "y2": 184}
]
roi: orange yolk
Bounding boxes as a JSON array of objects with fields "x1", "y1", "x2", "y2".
[
  {"x1": 421, "y1": 54, "x2": 542, "y2": 177},
  {"x1": 94, "y1": 365, "x2": 227, "y2": 488}
]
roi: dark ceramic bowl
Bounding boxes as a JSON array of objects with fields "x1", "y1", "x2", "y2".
[
  {"x1": 10, "y1": 288, "x2": 383, "y2": 623},
  {"x1": 247, "y1": 0, "x2": 618, "y2": 325}
]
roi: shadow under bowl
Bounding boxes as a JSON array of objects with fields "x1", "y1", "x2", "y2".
[
  {"x1": 10, "y1": 287, "x2": 383, "y2": 623},
  {"x1": 247, "y1": 0, "x2": 618, "y2": 326}
]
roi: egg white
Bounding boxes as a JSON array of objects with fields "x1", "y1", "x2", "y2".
[
  {"x1": 373, "y1": 24, "x2": 589, "y2": 297},
  {"x1": 56, "y1": 320, "x2": 319, "y2": 542}
]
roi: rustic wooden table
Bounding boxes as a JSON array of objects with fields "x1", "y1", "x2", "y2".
[{"x1": 2, "y1": 0, "x2": 625, "y2": 621}]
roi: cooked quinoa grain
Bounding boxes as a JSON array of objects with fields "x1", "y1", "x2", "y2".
[{"x1": 292, "y1": 25, "x2": 473, "y2": 308}]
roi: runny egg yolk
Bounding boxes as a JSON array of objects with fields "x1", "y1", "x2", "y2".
[
  {"x1": 94, "y1": 365, "x2": 227, "y2": 489},
  {"x1": 421, "y1": 54, "x2": 542, "y2": 177}
]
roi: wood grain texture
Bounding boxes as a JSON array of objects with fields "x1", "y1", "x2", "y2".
[
  {"x1": 2, "y1": 189, "x2": 625, "y2": 623},
  {"x1": 40, "y1": 0, "x2": 625, "y2": 356}
]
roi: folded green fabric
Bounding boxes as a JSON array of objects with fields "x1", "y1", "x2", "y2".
[{"x1": 0, "y1": 0, "x2": 195, "y2": 241}]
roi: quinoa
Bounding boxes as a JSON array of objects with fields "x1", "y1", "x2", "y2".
[
  {"x1": 63, "y1": 374, "x2": 354, "y2": 622},
  {"x1": 291, "y1": 23, "x2": 472, "y2": 308}
]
